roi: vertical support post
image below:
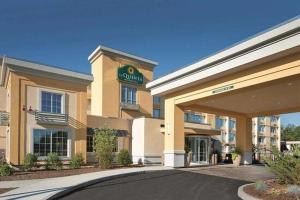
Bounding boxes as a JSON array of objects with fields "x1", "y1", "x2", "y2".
[
  {"x1": 236, "y1": 116, "x2": 253, "y2": 164},
  {"x1": 164, "y1": 98, "x2": 185, "y2": 167},
  {"x1": 75, "y1": 91, "x2": 87, "y2": 162}
]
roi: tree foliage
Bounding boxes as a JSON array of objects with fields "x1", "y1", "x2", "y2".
[
  {"x1": 94, "y1": 128, "x2": 117, "y2": 169},
  {"x1": 281, "y1": 124, "x2": 300, "y2": 141},
  {"x1": 264, "y1": 147, "x2": 300, "y2": 185},
  {"x1": 117, "y1": 149, "x2": 132, "y2": 166}
]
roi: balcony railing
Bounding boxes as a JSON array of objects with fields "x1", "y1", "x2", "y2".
[
  {"x1": 35, "y1": 111, "x2": 68, "y2": 125},
  {"x1": 120, "y1": 102, "x2": 140, "y2": 111},
  {"x1": 0, "y1": 111, "x2": 9, "y2": 126}
]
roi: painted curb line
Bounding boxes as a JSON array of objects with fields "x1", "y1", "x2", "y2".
[
  {"x1": 47, "y1": 171, "x2": 147, "y2": 200},
  {"x1": 238, "y1": 183, "x2": 261, "y2": 200}
]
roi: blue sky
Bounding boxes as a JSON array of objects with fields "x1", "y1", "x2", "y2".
[{"x1": 0, "y1": 0, "x2": 299, "y2": 126}]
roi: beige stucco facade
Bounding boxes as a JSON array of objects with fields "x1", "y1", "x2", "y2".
[
  {"x1": 0, "y1": 57, "x2": 92, "y2": 165},
  {"x1": 89, "y1": 49, "x2": 155, "y2": 119},
  {"x1": 0, "y1": 87, "x2": 8, "y2": 157}
]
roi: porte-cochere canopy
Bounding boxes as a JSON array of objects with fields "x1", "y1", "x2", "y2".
[{"x1": 147, "y1": 16, "x2": 300, "y2": 167}]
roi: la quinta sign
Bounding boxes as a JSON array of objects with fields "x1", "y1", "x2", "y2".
[{"x1": 118, "y1": 65, "x2": 143, "y2": 85}]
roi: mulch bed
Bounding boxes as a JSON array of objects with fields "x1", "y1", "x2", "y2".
[
  {"x1": 244, "y1": 179, "x2": 300, "y2": 200},
  {"x1": 0, "y1": 164, "x2": 143, "y2": 181},
  {"x1": 0, "y1": 188, "x2": 16, "y2": 194}
]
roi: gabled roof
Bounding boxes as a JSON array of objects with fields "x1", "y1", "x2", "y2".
[
  {"x1": 146, "y1": 16, "x2": 300, "y2": 95},
  {"x1": 88, "y1": 45, "x2": 158, "y2": 66},
  {"x1": 0, "y1": 56, "x2": 93, "y2": 86}
]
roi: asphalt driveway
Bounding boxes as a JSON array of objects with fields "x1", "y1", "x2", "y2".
[{"x1": 59, "y1": 170, "x2": 250, "y2": 200}]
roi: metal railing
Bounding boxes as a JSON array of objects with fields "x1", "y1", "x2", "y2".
[
  {"x1": 0, "y1": 111, "x2": 9, "y2": 126},
  {"x1": 35, "y1": 111, "x2": 68, "y2": 125}
]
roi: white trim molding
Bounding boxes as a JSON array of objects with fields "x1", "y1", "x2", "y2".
[
  {"x1": 88, "y1": 45, "x2": 158, "y2": 66},
  {"x1": 0, "y1": 56, "x2": 93, "y2": 86},
  {"x1": 30, "y1": 127, "x2": 72, "y2": 160}
]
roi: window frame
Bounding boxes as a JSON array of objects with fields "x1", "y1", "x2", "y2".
[
  {"x1": 258, "y1": 137, "x2": 265, "y2": 144},
  {"x1": 185, "y1": 112, "x2": 205, "y2": 124},
  {"x1": 153, "y1": 108, "x2": 161, "y2": 118},
  {"x1": 31, "y1": 128, "x2": 71, "y2": 160},
  {"x1": 121, "y1": 84, "x2": 137, "y2": 105},
  {"x1": 39, "y1": 89, "x2": 65, "y2": 114},
  {"x1": 153, "y1": 96, "x2": 161, "y2": 104},
  {"x1": 215, "y1": 116, "x2": 226, "y2": 129}
]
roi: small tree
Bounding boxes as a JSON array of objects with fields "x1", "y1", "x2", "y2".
[
  {"x1": 264, "y1": 147, "x2": 300, "y2": 185},
  {"x1": 70, "y1": 154, "x2": 84, "y2": 169},
  {"x1": 23, "y1": 153, "x2": 38, "y2": 171},
  {"x1": 46, "y1": 153, "x2": 62, "y2": 170},
  {"x1": 94, "y1": 128, "x2": 117, "y2": 169},
  {"x1": 117, "y1": 149, "x2": 132, "y2": 166}
]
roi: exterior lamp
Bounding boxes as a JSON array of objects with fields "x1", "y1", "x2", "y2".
[{"x1": 28, "y1": 106, "x2": 33, "y2": 112}]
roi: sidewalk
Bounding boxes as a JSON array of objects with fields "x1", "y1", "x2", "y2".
[{"x1": 0, "y1": 166, "x2": 170, "y2": 200}]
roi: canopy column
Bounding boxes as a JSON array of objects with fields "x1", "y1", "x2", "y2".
[
  {"x1": 236, "y1": 116, "x2": 253, "y2": 164},
  {"x1": 164, "y1": 98, "x2": 185, "y2": 167}
]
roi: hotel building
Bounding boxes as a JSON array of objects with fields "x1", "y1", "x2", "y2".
[
  {"x1": 1, "y1": 16, "x2": 297, "y2": 167},
  {"x1": 0, "y1": 46, "x2": 220, "y2": 166}
]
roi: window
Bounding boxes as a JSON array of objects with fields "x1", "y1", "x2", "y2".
[
  {"x1": 215, "y1": 116, "x2": 226, "y2": 129},
  {"x1": 258, "y1": 137, "x2": 265, "y2": 144},
  {"x1": 271, "y1": 127, "x2": 277, "y2": 134},
  {"x1": 121, "y1": 85, "x2": 137, "y2": 105},
  {"x1": 184, "y1": 112, "x2": 204, "y2": 124},
  {"x1": 271, "y1": 116, "x2": 278, "y2": 123},
  {"x1": 271, "y1": 138, "x2": 276, "y2": 144},
  {"x1": 87, "y1": 133, "x2": 94, "y2": 152},
  {"x1": 258, "y1": 125, "x2": 265, "y2": 133},
  {"x1": 258, "y1": 116, "x2": 265, "y2": 124},
  {"x1": 41, "y1": 91, "x2": 63, "y2": 113},
  {"x1": 113, "y1": 139, "x2": 118, "y2": 153},
  {"x1": 229, "y1": 119, "x2": 236, "y2": 130},
  {"x1": 153, "y1": 109, "x2": 161, "y2": 118},
  {"x1": 228, "y1": 132, "x2": 235, "y2": 142},
  {"x1": 33, "y1": 129, "x2": 68, "y2": 157},
  {"x1": 153, "y1": 96, "x2": 161, "y2": 104}
]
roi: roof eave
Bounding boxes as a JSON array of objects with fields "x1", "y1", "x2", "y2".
[
  {"x1": 2, "y1": 57, "x2": 93, "y2": 86},
  {"x1": 88, "y1": 45, "x2": 159, "y2": 66}
]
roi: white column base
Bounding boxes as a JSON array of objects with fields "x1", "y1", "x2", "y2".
[
  {"x1": 164, "y1": 150, "x2": 185, "y2": 167},
  {"x1": 242, "y1": 151, "x2": 252, "y2": 165}
]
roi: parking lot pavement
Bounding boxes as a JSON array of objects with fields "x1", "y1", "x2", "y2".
[
  {"x1": 181, "y1": 164, "x2": 275, "y2": 182},
  {"x1": 59, "y1": 170, "x2": 250, "y2": 200}
]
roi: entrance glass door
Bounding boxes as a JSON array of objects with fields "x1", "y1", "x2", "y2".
[{"x1": 186, "y1": 137, "x2": 208, "y2": 164}]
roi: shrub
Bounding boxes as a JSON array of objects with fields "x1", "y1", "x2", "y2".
[
  {"x1": 0, "y1": 153, "x2": 6, "y2": 165},
  {"x1": 0, "y1": 164, "x2": 13, "y2": 176},
  {"x1": 231, "y1": 148, "x2": 242, "y2": 160},
  {"x1": 94, "y1": 128, "x2": 117, "y2": 169},
  {"x1": 287, "y1": 185, "x2": 300, "y2": 195},
  {"x1": 23, "y1": 153, "x2": 37, "y2": 171},
  {"x1": 254, "y1": 180, "x2": 267, "y2": 192},
  {"x1": 46, "y1": 153, "x2": 62, "y2": 170},
  {"x1": 70, "y1": 154, "x2": 84, "y2": 169},
  {"x1": 117, "y1": 150, "x2": 132, "y2": 166},
  {"x1": 264, "y1": 147, "x2": 300, "y2": 185}
]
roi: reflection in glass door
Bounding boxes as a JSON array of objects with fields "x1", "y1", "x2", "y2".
[{"x1": 186, "y1": 137, "x2": 208, "y2": 164}]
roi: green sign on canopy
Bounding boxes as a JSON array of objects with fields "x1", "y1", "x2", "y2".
[{"x1": 117, "y1": 65, "x2": 144, "y2": 85}]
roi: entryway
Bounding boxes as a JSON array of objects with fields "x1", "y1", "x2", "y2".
[{"x1": 186, "y1": 136, "x2": 209, "y2": 165}]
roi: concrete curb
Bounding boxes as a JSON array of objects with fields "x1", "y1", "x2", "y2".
[
  {"x1": 47, "y1": 171, "x2": 147, "y2": 200},
  {"x1": 238, "y1": 183, "x2": 261, "y2": 200}
]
